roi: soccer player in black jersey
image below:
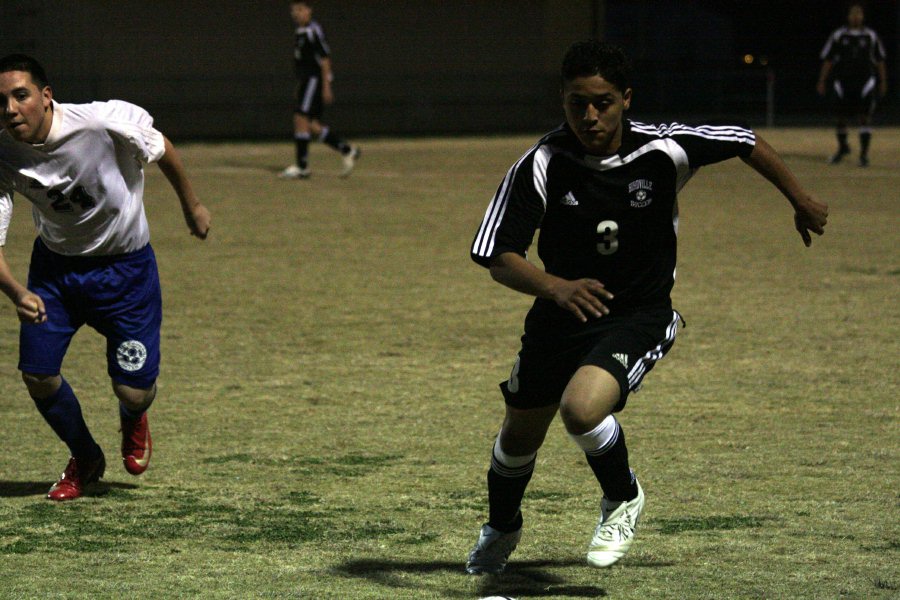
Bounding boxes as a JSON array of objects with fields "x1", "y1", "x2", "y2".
[
  {"x1": 816, "y1": 2, "x2": 887, "y2": 166},
  {"x1": 279, "y1": 1, "x2": 359, "y2": 179},
  {"x1": 466, "y1": 40, "x2": 828, "y2": 574}
]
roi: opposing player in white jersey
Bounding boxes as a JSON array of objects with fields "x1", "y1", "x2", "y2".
[
  {"x1": 0, "y1": 54, "x2": 211, "y2": 500},
  {"x1": 466, "y1": 40, "x2": 828, "y2": 574},
  {"x1": 816, "y1": 2, "x2": 887, "y2": 166}
]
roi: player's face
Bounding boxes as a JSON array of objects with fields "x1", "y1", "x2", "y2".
[
  {"x1": 290, "y1": 3, "x2": 313, "y2": 26},
  {"x1": 563, "y1": 75, "x2": 632, "y2": 156},
  {"x1": 847, "y1": 5, "x2": 864, "y2": 28},
  {"x1": 0, "y1": 70, "x2": 53, "y2": 144}
]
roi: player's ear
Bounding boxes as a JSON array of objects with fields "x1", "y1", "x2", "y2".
[
  {"x1": 622, "y1": 88, "x2": 633, "y2": 111},
  {"x1": 41, "y1": 85, "x2": 53, "y2": 109}
]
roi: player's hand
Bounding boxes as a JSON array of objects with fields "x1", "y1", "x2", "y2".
[
  {"x1": 550, "y1": 278, "x2": 614, "y2": 322},
  {"x1": 793, "y1": 193, "x2": 828, "y2": 247},
  {"x1": 816, "y1": 81, "x2": 827, "y2": 96},
  {"x1": 184, "y1": 203, "x2": 211, "y2": 240},
  {"x1": 15, "y1": 291, "x2": 46, "y2": 324},
  {"x1": 323, "y1": 85, "x2": 334, "y2": 106}
]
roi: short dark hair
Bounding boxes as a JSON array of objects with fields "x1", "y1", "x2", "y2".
[
  {"x1": 0, "y1": 54, "x2": 50, "y2": 88},
  {"x1": 561, "y1": 40, "x2": 631, "y2": 93}
]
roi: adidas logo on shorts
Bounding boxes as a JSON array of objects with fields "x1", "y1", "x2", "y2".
[
  {"x1": 612, "y1": 353, "x2": 629, "y2": 368},
  {"x1": 561, "y1": 191, "x2": 579, "y2": 206}
]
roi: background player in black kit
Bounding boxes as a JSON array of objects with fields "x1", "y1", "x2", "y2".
[
  {"x1": 466, "y1": 40, "x2": 828, "y2": 574},
  {"x1": 816, "y1": 2, "x2": 887, "y2": 166},
  {"x1": 279, "y1": 0, "x2": 359, "y2": 179}
]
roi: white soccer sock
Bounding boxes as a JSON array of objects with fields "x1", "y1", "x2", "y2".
[
  {"x1": 490, "y1": 437, "x2": 536, "y2": 477},
  {"x1": 569, "y1": 415, "x2": 621, "y2": 456}
]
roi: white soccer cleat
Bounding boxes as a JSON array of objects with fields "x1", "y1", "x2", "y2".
[
  {"x1": 465, "y1": 523, "x2": 521, "y2": 575},
  {"x1": 587, "y1": 479, "x2": 644, "y2": 568},
  {"x1": 278, "y1": 165, "x2": 310, "y2": 179},
  {"x1": 339, "y1": 146, "x2": 360, "y2": 177}
]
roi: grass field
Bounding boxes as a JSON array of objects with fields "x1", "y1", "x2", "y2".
[{"x1": 0, "y1": 127, "x2": 897, "y2": 599}]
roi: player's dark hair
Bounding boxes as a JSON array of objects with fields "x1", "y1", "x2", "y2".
[
  {"x1": 561, "y1": 40, "x2": 631, "y2": 92},
  {"x1": 846, "y1": 1, "x2": 867, "y2": 15},
  {"x1": 0, "y1": 54, "x2": 50, "y2": 88}
]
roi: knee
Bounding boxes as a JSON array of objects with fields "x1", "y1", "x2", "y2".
[
  {"x1": 559, "y1": 393, "x2": 616, "y2": 435},
  {"x1": 497, "y1": 427, "x2": 544, "y2": 457},
  {"x1": 559, "y1": 367, "x2": 621, "y2": 434},
  {"x1": 22, "y1": 372, "x2": 61, "y2": 399},
  {"x1": 559, "y1": 399, "x2": 599, "y2": 435},
  {"x1": 497, "y1": 405, "x2": 557, "y2": 456},
  {"x1": 113, "y1": 381, "x2": 157, "y2": 411}
]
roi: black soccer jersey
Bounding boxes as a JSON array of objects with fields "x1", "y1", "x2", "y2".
[
  {"x1": 820, "y1": 26, "x2": 886, "y2": 85},
  {"x1": 471, "y1": 120, "x2": 755, "y2": 331},
  {"x1": 293, "y1": 20, "x2": 331, "y2": 79}
]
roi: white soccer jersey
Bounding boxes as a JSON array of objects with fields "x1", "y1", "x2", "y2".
[{"x1": 0, "y1": 99, "x2": 166, "y2": 255}]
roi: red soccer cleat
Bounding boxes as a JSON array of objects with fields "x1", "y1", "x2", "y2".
[
  {"x1": 121, "y1": 412, "x2": 152, "y2": 475},
  {"x1": 47, "y1": 452, "x2": 106, "y2": 501}
]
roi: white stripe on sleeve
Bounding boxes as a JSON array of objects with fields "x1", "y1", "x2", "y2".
[{"x1": 0, "y1": 194, "x2": 11, "y2": 247}]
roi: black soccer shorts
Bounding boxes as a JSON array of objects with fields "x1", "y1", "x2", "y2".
[
  {"x1": 833, "y1": 77, "x2": 878, "y2": 119},
  {"x1": 499, "y1": 308, "x2": 682, "y2": 412},
  {"x1": 294, "y1": 76, "x2": 324, "y2": 119}
]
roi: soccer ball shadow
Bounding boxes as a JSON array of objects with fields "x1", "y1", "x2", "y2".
[
  {"x1": 332, "y1": 558, "x2": 607, "y2": 598},
  {"x1": 475, "y1": 560, "x2": 606, "y2": 598}
]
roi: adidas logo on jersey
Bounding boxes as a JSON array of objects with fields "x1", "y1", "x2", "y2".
[
  {"x1": 612, "y1": 353, "x2": 629, "y2": 368},
  {"x1": 560, "y1": 192, "x2": 579, "y2": 206}
]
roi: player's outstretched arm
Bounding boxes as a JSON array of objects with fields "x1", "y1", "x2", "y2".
[
  {"x1": 741, "y1": 134, "x2": 829, "y2": 247},
  {"x1": 156, "y1": 136, "x2": 211, "y2": 240},
  {"x1": 0, "y1": 247, "x2": 46, "y2": 324},
  {"x1": 489, "y1": 252, "x2": 613, "y2": 323}
]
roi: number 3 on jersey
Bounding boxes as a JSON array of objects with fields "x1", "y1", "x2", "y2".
[{"x1": 596, "y1": 220, "x2": 619, "y2": 255}]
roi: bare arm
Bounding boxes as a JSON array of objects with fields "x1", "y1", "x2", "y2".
[
  {"x1": 320, "y1": 57, "x2": 334, "y2": 105},
  {"x1": 0, "y1": 247, "x2": 46, "y2": 324},
  {"x1": 489, "y1": 251, "x2": 613, "y2": 323},
  {"x1": 816, "y1": 60, "x2": 833, "y2": 96},
  {"x1": 156, "y1": 136, "x2": 211, "y2": 239},
  {"x1": 876, "y1": 61, "x2": 888, "y2": 97},
  {"x1": 741, "y1": 134, "x2": 828, "y2": 247}
]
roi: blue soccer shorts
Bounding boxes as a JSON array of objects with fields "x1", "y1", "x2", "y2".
[
  {"x1": 500, "y1": 308, "x2": 682, "y2": 412},
  {"x1": 18, "y1": 238, "x2": 163, "y2": 389}
]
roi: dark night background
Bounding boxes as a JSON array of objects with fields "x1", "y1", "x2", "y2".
[
  {"x1": 0, "y1": 1, "x2": 897, "y2": 137},
  {"x1": 605, "y1": 0, "x2": 899, "y2": 122}
]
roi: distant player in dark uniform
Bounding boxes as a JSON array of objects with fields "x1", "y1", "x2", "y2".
[
  {"x1": 465, "y1": 40, "x2": 828, "y2": 574},
  {"x1": 816, "y1": 2, "x2": 887, "y2": 166},
  {"x1": 279, "y1": 0, "x2": 359, "y2": 179}
]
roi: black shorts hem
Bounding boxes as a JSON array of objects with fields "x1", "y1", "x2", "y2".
[{"x1": 497, "y1": 308, "x2": 681, "y2": 412}]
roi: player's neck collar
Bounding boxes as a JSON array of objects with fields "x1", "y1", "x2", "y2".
[{"x1": 31, "y1": 100, "x2": 61, "y2": 148}]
